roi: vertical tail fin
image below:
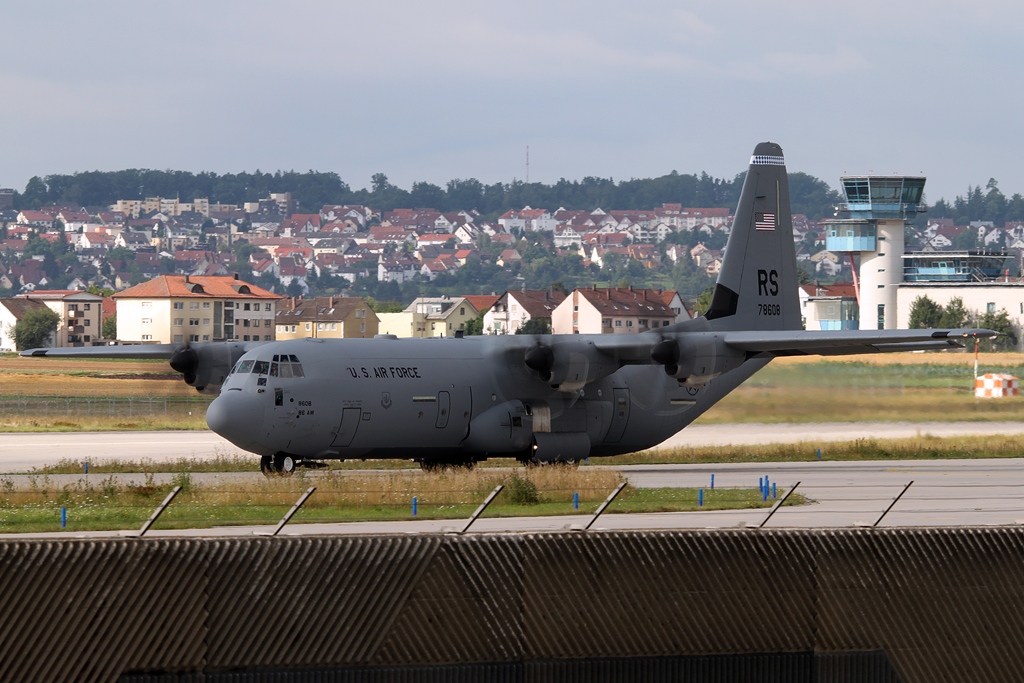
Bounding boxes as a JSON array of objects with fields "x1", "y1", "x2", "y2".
[{"x1": 703, "y1": 141, "x2": 801, "y2": 331}]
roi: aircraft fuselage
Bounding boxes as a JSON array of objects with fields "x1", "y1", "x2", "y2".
[{"x1": 205, "y1": 334, "x2": 760, "y2": 465}]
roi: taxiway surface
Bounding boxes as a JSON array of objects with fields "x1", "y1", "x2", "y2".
[{"x1": 2, "y1": 421, "x2": 1023, "y2": 472}]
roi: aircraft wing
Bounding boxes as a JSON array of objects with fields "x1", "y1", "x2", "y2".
[
  {"x1": 22, "y1": 344, "x2": 181, "y2": 359},
  {"x1": 720, "y1": 328, "x2": 994, "y2": 355},
  {"x1": 21, "y1": 341, "x2": 267, "y2": 359},
  {"x1": 514, "y1": 326, "x2": 996, "y2": 392},
  {"x1": 20, "y1": 341, "x2": 268, "y2": 393}
]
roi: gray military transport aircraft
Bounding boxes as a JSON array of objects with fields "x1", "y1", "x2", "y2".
[{"x1": 25, "y1": 143, "x2": 995, "y2": 474}]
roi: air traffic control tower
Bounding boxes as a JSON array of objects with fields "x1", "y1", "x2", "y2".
[{"x1": 825, "y1": 176, "x2": 926, "y2": 329}]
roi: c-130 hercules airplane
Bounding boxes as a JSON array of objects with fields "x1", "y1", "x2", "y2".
[{"x1": 26, "y1": 143, "x2": 995, "y2": 473}]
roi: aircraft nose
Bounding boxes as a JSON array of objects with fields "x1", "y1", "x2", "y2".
[{"x1": 206, "y1": 390, "x2": 264, "y2": 453}]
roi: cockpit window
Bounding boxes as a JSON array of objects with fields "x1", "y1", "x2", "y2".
[
  {"x1": 253, "y1": 360, "x2": 270, "y2": 375},
  {"x1": 271, "y1": 354, "x2": 304, "y2": 378},
  {"x1": 228, "y1": 359, "x2": 255, "y2": 376}
]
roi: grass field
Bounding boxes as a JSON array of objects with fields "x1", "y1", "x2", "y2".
[
  {"x1": 0, "y1": 467, "x2": 796, "y2": 533},
  {"x1": 0, "y1": 353, "x2": 210, "y2": 430},
  {"x1": 1, "y1": 350, "x2": 1021, "y2": 431}
]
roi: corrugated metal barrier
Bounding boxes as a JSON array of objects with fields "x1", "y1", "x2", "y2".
[{"x1": 0, "y1": 528, "x2": 1022, "y2": 682}]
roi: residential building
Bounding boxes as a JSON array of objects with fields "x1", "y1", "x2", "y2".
[
  {"x1": 379, "y1": 296, "x2": 482, "y2": 338},
  {"x1": 18, "y1": 290, "x2": 105, "y2": 346},
  {"x1": 0, "y1": 298, "x2": 53, "y2": 349},
  {"x1": 275, "y1": 296, "x2": 379, "y2": 339},
  {"x1": 114, "y1": 274, "x2": 281, "y2": 344},
  {"x1": 484, "y1": 289, "x2": 567, "y2": 335},
  {"x1": 551, "y1": 286, "x2": 679, "y2": 334},
  {"x1": 799, "y1": 283, "x2": 859, "y2": 330}
]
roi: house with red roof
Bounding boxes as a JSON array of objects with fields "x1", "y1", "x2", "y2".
[
  {"x1": 551, "y1": 286, "x2": 680, "y2": 334},
  {"x1": 483, "y1": 289, "x2": 566, "y2": 335}
]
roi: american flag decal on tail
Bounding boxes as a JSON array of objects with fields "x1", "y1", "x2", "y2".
[{"x1": 754, "y1": 212, "x2": 776, "y2": 231}]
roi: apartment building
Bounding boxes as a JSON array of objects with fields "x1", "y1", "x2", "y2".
[
  {"x1": 20, "y1": 290, "x2": 105, "y2": 346},
  {"x1": 114, "y1": 275, "x2": 281, "y2": 343}
]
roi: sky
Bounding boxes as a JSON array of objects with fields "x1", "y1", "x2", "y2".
[{"x1": 2, "y1": 1, "x2": 1023, "y2": 204}]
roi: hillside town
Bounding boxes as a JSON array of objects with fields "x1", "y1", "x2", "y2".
[{"x1": 1, "y1": 185, "x2": 1023, "y2": 349}]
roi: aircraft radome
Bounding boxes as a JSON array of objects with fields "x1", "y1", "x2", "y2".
[{"x1": 25, "y1": 143, "x2": 996, "y2": 474}]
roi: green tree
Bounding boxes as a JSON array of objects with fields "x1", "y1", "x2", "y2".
[
  {"x1": 516, "y1": 318, "x2": 551, "y2": 334},
  {"x1": 365, "y1": 297, "x2": 406, "y2": 313},
  {"x1": 464, "y1": 312, "x2": 485, "y2": 336},
  {"x1": 107, "y1": 246, "x2": 135, "y2": 262},
  {"x1": 102, "y1": 314, "x2": 117, "y2": 339},
  {"x1": 977, "y1": 308, "x2": 1018, "y2": 351},
  {"x1": 693, "y1": 285, "x2": 715, "y2": 316},
  {"x1": 908, "y1": 295, "x2": 943, "y2": 328},
  {"x1": 938, "y1": 297, "x2": 971, "y2": 329},
  {"x1": 11, "y1": 307, "x2": 60, "y2": 350}
]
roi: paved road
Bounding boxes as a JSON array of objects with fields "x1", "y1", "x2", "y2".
[
  {"x1": 2, "y1": 421, "x2": 1023, "y2": 472},
  {"x1": 0, "y1": 431, "x2": 239, "y2": 471},
  {"x1": 656, "y1": 420, "x2": 1024, "y2": 448}
]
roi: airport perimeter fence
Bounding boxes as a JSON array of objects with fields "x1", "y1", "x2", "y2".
[{"x1": 0, "y1": 394, "x2": 212, "y2": 419}]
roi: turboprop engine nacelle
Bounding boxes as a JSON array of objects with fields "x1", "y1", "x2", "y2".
[
  {"x1": 524, "y1": 341, "x2": 620, "y2": 392},
  {"x1": 651, "y1": 334, "x2": 745, "y2": 387},
  {"x1": 169, "y1": 342, "x2": 250, "y2": 394}
]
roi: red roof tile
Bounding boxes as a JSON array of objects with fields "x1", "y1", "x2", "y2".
[{"x1": 114, "y1": 275, "x2": 281, "y2": 300}]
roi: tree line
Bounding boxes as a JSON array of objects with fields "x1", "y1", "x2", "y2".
[
  {"x1": 908, "y1": 295, "x2": 1017, "y2": 351},
  {"x1": 10, "y1": 169, "x2": 842, "y2": 221},
  {"x1": 926, "y1": 179, "x2": 1024, "y2": 227}
]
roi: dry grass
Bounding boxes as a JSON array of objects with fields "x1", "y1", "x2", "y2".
[
  {"x1": 700, "y1": 385, "x2": 1024, "y2": 424},
  {"x1": 768, "y1": 350, "x2": 1019, "y2": 367},
  {"x1": 0, "y1": 467, "x2": 625, "y2": 510},
  {"x1": 0, "y1": 466, "x2": 794, "y2": 533},
  {"x1": 606, "y1": 434, "x2": 1024, "y2": 465},
  {"x1": 0, "y1": 354, "x2": 188, "y2": 398}
]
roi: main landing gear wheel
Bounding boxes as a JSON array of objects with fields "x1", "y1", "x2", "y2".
[
  {"x1": 261, "y1": 453, "x2": 298, "y2": 476},
  {"x1": 274, "y1": 453, "x2": 297, "y2": 475},
  {"x1": 417, "y1": 458, "x2": 476, "y2": 472}
]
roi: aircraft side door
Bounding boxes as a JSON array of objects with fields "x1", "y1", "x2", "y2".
[
  {"x1": 262, "y1": 385, "x2": 296, "y2": 451},
  {"x1": 436, "y1": 387, "x2": 471, "y2": 442},
  {"x1": 604, "y1": 388, "x2": 630, "y2": 443},
  {"x1": 331, "y1": 407, "x2": 362, "y2": 447}
]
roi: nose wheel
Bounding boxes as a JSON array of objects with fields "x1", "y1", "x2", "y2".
[{"x1": 261, "y1": 453, "x2": 298, "y2": 476}]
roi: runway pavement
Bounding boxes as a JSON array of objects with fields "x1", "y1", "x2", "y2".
[
  {"x1": 3, "y1": 421, "x2": 1024, "y2": 472},
  {"x1": 2, "y1": 424, "x2": 1024, "y2": 537}
]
